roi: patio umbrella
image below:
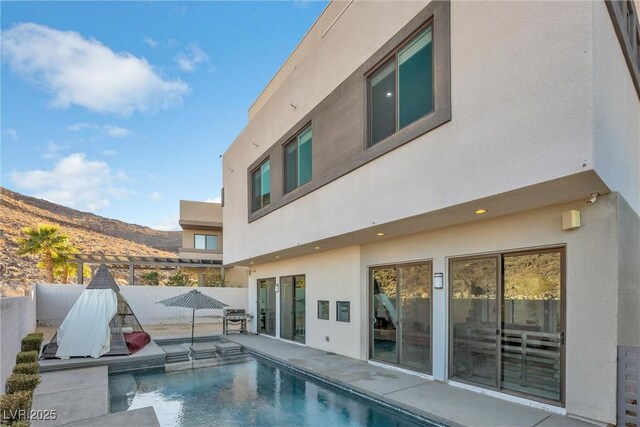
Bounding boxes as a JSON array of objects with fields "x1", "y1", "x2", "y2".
[{"x1": 156, "y1": 289, "x2": 228, "y2": 345}]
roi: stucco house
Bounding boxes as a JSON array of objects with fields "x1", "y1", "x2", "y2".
[{"x1": 221, "y1": 1, "x2": 640, "y2": 425}]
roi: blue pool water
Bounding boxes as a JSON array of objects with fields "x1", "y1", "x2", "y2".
[{"x1": 109, "y1": 356, "x2": 433, "y2": 427}]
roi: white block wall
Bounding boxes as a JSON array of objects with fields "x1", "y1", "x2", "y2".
[
  {"x1": 36, "y1": 284, "x2": 248, "y2": 326},
  {"x1": 0, "y1": 291, "x2": 37, "y2": 393}
]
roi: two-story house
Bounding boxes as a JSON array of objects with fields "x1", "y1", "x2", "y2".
[
  {"x1": 221, "y1": 1, "x2": 640, "y2": 424},
  {"x1": 178, "y1": 200, "x2": 246, "y2": 287}
]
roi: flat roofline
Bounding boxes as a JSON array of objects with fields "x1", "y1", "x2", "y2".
[{"x1": 247, "y1": 1, "x2": 333, "y2": 116}]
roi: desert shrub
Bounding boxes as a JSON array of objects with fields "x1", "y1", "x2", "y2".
[
  {"x1": 0, "y1": 391, "x2": 32, "y2": 425},
  {"x1": 21, "y1": 335, "x2": 42, "y2": 352},
  {"x1": 165, "y1": 269, "x2": 194, "y2": 287},
  {"x1": 5, "y1": 373, "x2": 39, "y2": 395},
  {"x1": 141, "y1": 271, "x2": 160, "y2": 286},
  {"x1": 13, "y1": 363, "x2": 39, "y2": 375},
  {"x1": 15, "y1": 352, "x2": 37, "y2": 365}
]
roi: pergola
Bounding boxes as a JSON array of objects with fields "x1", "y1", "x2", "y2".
[{"x1": 70, "y1": 254, "x2": 223, "y2": 286}]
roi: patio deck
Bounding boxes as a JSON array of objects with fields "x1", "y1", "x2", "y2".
[
  {"x1": 30, "y1": 366, "x2": 159, "y2": 427},
  {"x1": 227, "y1": 334, "x2": 594, "y2": 427}
]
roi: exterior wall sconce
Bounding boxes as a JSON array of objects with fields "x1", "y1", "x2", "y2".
[
  {"x1": 562, "y1": 210, "x2": 581, "y2": 230},
  {"x1": 434, "y1": 272, "x2": 444, "y2": 289},
  {"x1": 275, "y1": 283, "x2": 280, "y2": 293}
]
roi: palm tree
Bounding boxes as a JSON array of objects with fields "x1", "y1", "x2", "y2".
[{"x1": 16, "y1": 224, "x2": 70, "y2": 283}]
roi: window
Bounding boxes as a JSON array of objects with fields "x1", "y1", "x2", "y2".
[
  {"x1": 194, "y1": 234, "x2": 217, "y2": 250},
  {"x1": 368, "y1": 25, "x2": 433, "y2": 146},
  {"x1": 317, "y1": 300, "x2": 329, "y2": 320},
  {"x1": 252, "y1": 159, "x2": 271, "y2": 212},
  {"x1": 284, "y1": 127, "x2": 312, "y2": 193},
  {"x1": 336, "y1": 301, "x2": 350, "y2": 322}
]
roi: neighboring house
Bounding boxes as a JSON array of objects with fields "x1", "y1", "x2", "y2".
[
  {"x1": 179, "y1": 200, "x2": 246, "y2": 287},
  {"x1": 221, "y1": 1, "x2": 639, "y2": 425}
]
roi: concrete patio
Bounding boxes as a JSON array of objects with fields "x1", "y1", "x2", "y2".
[
  {"x1": 30, "y1": 366, "x2": 159, "y2": 427},
  {"x1": 227, "y1": 334, "x2": 594, "y2": 427}
]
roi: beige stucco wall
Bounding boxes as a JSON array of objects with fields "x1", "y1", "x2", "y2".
[
  {"x1": 248, "y1": 194, "x2": 629, "y2": 424},
  {"x1": 248, "y1": 246, "x2": 362, "y2": 359},
  {"x1": 592, "y1": 0, "x2": 640, "y2": 214},
  {"x1": 181, "y1": 229, "x2": 223, "y2": 254},
  {"x1": 224, "y1": 266, "x2": 249, "y2": 288},
  {"x1": 222, "y1": 1, "x2": 634, "y2": 265},
  {"x1": 617, "y1": 195, "x2": 640, "y2": 347},
  {"x1": 180, "y1": 200, "x2": 222, "y2": 223}
]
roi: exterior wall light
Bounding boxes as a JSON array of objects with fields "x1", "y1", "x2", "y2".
[
  {"x1": 376, "y1": 232, "x2": 385, "y2": 236},
  {"x1": 474, "y1": 209, "x2": 488, "y2": 214}
]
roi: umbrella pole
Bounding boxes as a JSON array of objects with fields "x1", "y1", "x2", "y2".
[{"x1": 191, "y1": 308, "x2": 195, "y2": 346}]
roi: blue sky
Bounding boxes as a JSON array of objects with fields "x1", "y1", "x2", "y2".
[{"x1": 1, "y1": 1, "x2": 327, "y2": 230}]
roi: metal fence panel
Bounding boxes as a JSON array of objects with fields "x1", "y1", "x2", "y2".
[{"x1": 618, "y1": 345, "x2": 639, "y2": 427}]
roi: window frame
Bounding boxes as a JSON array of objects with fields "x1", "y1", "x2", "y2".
[
  {"x1": 317, "y1": 300, "x2": 330, "y2": 320},
  {"x1": 283, "y1": 125, "x2": 313, "y2": 194},
  {"x1": 336, "y1": 301, "x2": 350, "y2": 323},
  {"x1": 194, "y1": 233, "x2": 218, "y2": 250},
  {"x1": 366, "y1": 20, "x2": 435, "y2": 148},
  {"x1": 251, "y1": 158, "x2": 271, "y2": 213}
]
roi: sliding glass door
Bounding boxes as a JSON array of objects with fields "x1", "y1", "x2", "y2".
[
  {"x1": 257, "y1": 278, "x2": 276, "y2": 336},
  {"x1": 370, "y1": 262, "x2": 432, "y2": 373},
  {"x1": 280, "y1": 275, "x2": 306, "y2": 343},
  {"x1": 449, "y1": 248, "x2": 564, "y2": 404}
]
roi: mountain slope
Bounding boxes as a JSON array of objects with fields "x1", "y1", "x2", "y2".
[{"x1": 0, "y1": 187, "x2": 181, "y2": 284}]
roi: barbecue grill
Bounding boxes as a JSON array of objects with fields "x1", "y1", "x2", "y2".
[{"x1": 223, "y1": 308, "x2": 249, "y2": 334}]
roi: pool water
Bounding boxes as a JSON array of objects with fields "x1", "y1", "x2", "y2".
[{"x1": 109, "y1": 356, "x2": 433, "y2": 427}]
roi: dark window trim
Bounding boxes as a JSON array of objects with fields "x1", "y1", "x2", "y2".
[
  {"x1": 194, "y1": 233, "x2": 218, "y2": 250},
  {"x1": 365, "y1": 20, "x2": 435, "y2": 148},
  {"x1": 249, "y1": 157, "x2": 271, "y2": 213},
  {"x1": 283, "y1": 123, "x2": 313, "y2": 195},
  {"x1": 447, "y1": 245, "x2": 566, "y2": 407},
  {"x1": 606, "y1": 0, "x2": 640, "y2": 98},
  {"x1": 317, "y1": 300, "x2": 330, "y2": 320},
  {"x1": 247, "y1": 1, "x2": 450, "y2": 223}
]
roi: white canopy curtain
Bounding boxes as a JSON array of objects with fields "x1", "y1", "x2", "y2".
[{"x1": 55, "y1": 288, "x2": 118, "y2": 359}]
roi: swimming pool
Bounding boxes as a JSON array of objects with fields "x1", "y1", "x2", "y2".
[{"x1": 109, "y1": 356, "x2": 434, "y2": 426}]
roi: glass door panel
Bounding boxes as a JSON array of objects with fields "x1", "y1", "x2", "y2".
[
  {"x1": 450, "y1": 257, "x2": 499, "y2": 388},
  {"x1": 371, "y1": 267, "x2": 397, "y2": 363},
  {"x1": 501, "y1": 251, "x2": 562, "y2": 401},
  {"x1": 280, "y1": 277, "x2": 294, "y2": 341},
  {"x1": 258, "y1": 278, "x2": 276, "y2": 336},
  {"x1": 294, "y1": 275, "x2": 306, "y2": 343},
  {"x1": 398, "y1": 263, "x2": 432, "y2": 371}
]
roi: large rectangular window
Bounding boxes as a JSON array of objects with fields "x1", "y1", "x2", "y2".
[
  {"x1": 450, "y1": 248, "x2": 564, "y2": 404},
  {"x1": 251, "y1": 159, "x2": 271, "y2": 212},
  {"x1": 284, "y1": 127, "x2": 312, "y2": 193},
  {"x1": 368, "y1": 25, "x2": 433, "y2": 146},
  {"x1": 370, "y1": 261, "x2": 432, "y2": 373},
  {"x1": 194, "y1": 234, "x2": 217, "y2": 250}
]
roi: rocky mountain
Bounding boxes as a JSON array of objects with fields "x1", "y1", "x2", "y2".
[{"x1": 0, "y1": 187, "x2": 181, "y2": 289}]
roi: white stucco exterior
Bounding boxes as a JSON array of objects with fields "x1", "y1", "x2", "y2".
[{"x1": 221, "y1": 1, "x2": 640, "y2": 425}]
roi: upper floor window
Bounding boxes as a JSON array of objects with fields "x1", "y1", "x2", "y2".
[
  {"x1": 368, "y1": 25, "x2": 433, "y2": 146},
  {"x1": 284, "y1": 126, "x2": 312, "y2": 194},
  {"x1": 252, "y1": 159, "x2": 271, "y2": 212},
  {"x1": 195, "y1": 234, "x2": 217, "y2": 250}
]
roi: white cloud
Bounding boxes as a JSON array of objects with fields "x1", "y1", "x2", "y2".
[
  {"x1": 67, "y1": 123, "x2": 131, "y2": 138},
  {"x1": 175, "y1": 43, "x2": 209, "y2": 72},
  {"x1": 2, "y1": 23, "x2": 188, "y2": 116},
  {"x1": 103, "y1": 125, "x2": 130, "y2": 138},
  {"x1": 151, "y1": 214, "x2": 180, "y2": 231},
  {"x1": 204, "y1": 196, "x2": 221, "y2": 203},
  {"x1": 4, "y1": 129, "x2": 18, "y2": 141},
  {"x1": 149, "y1": 191, "x2": 162, "y2": 201},
  {"x1": 10, "y1": 153, "x2": 133, "y2": 211},
  {"x1": 143, "y1": 36, "x2": 158, "y2": 49},
  {"x1": 42, "y1": 140, "x2": 66, "y2": 160}
]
